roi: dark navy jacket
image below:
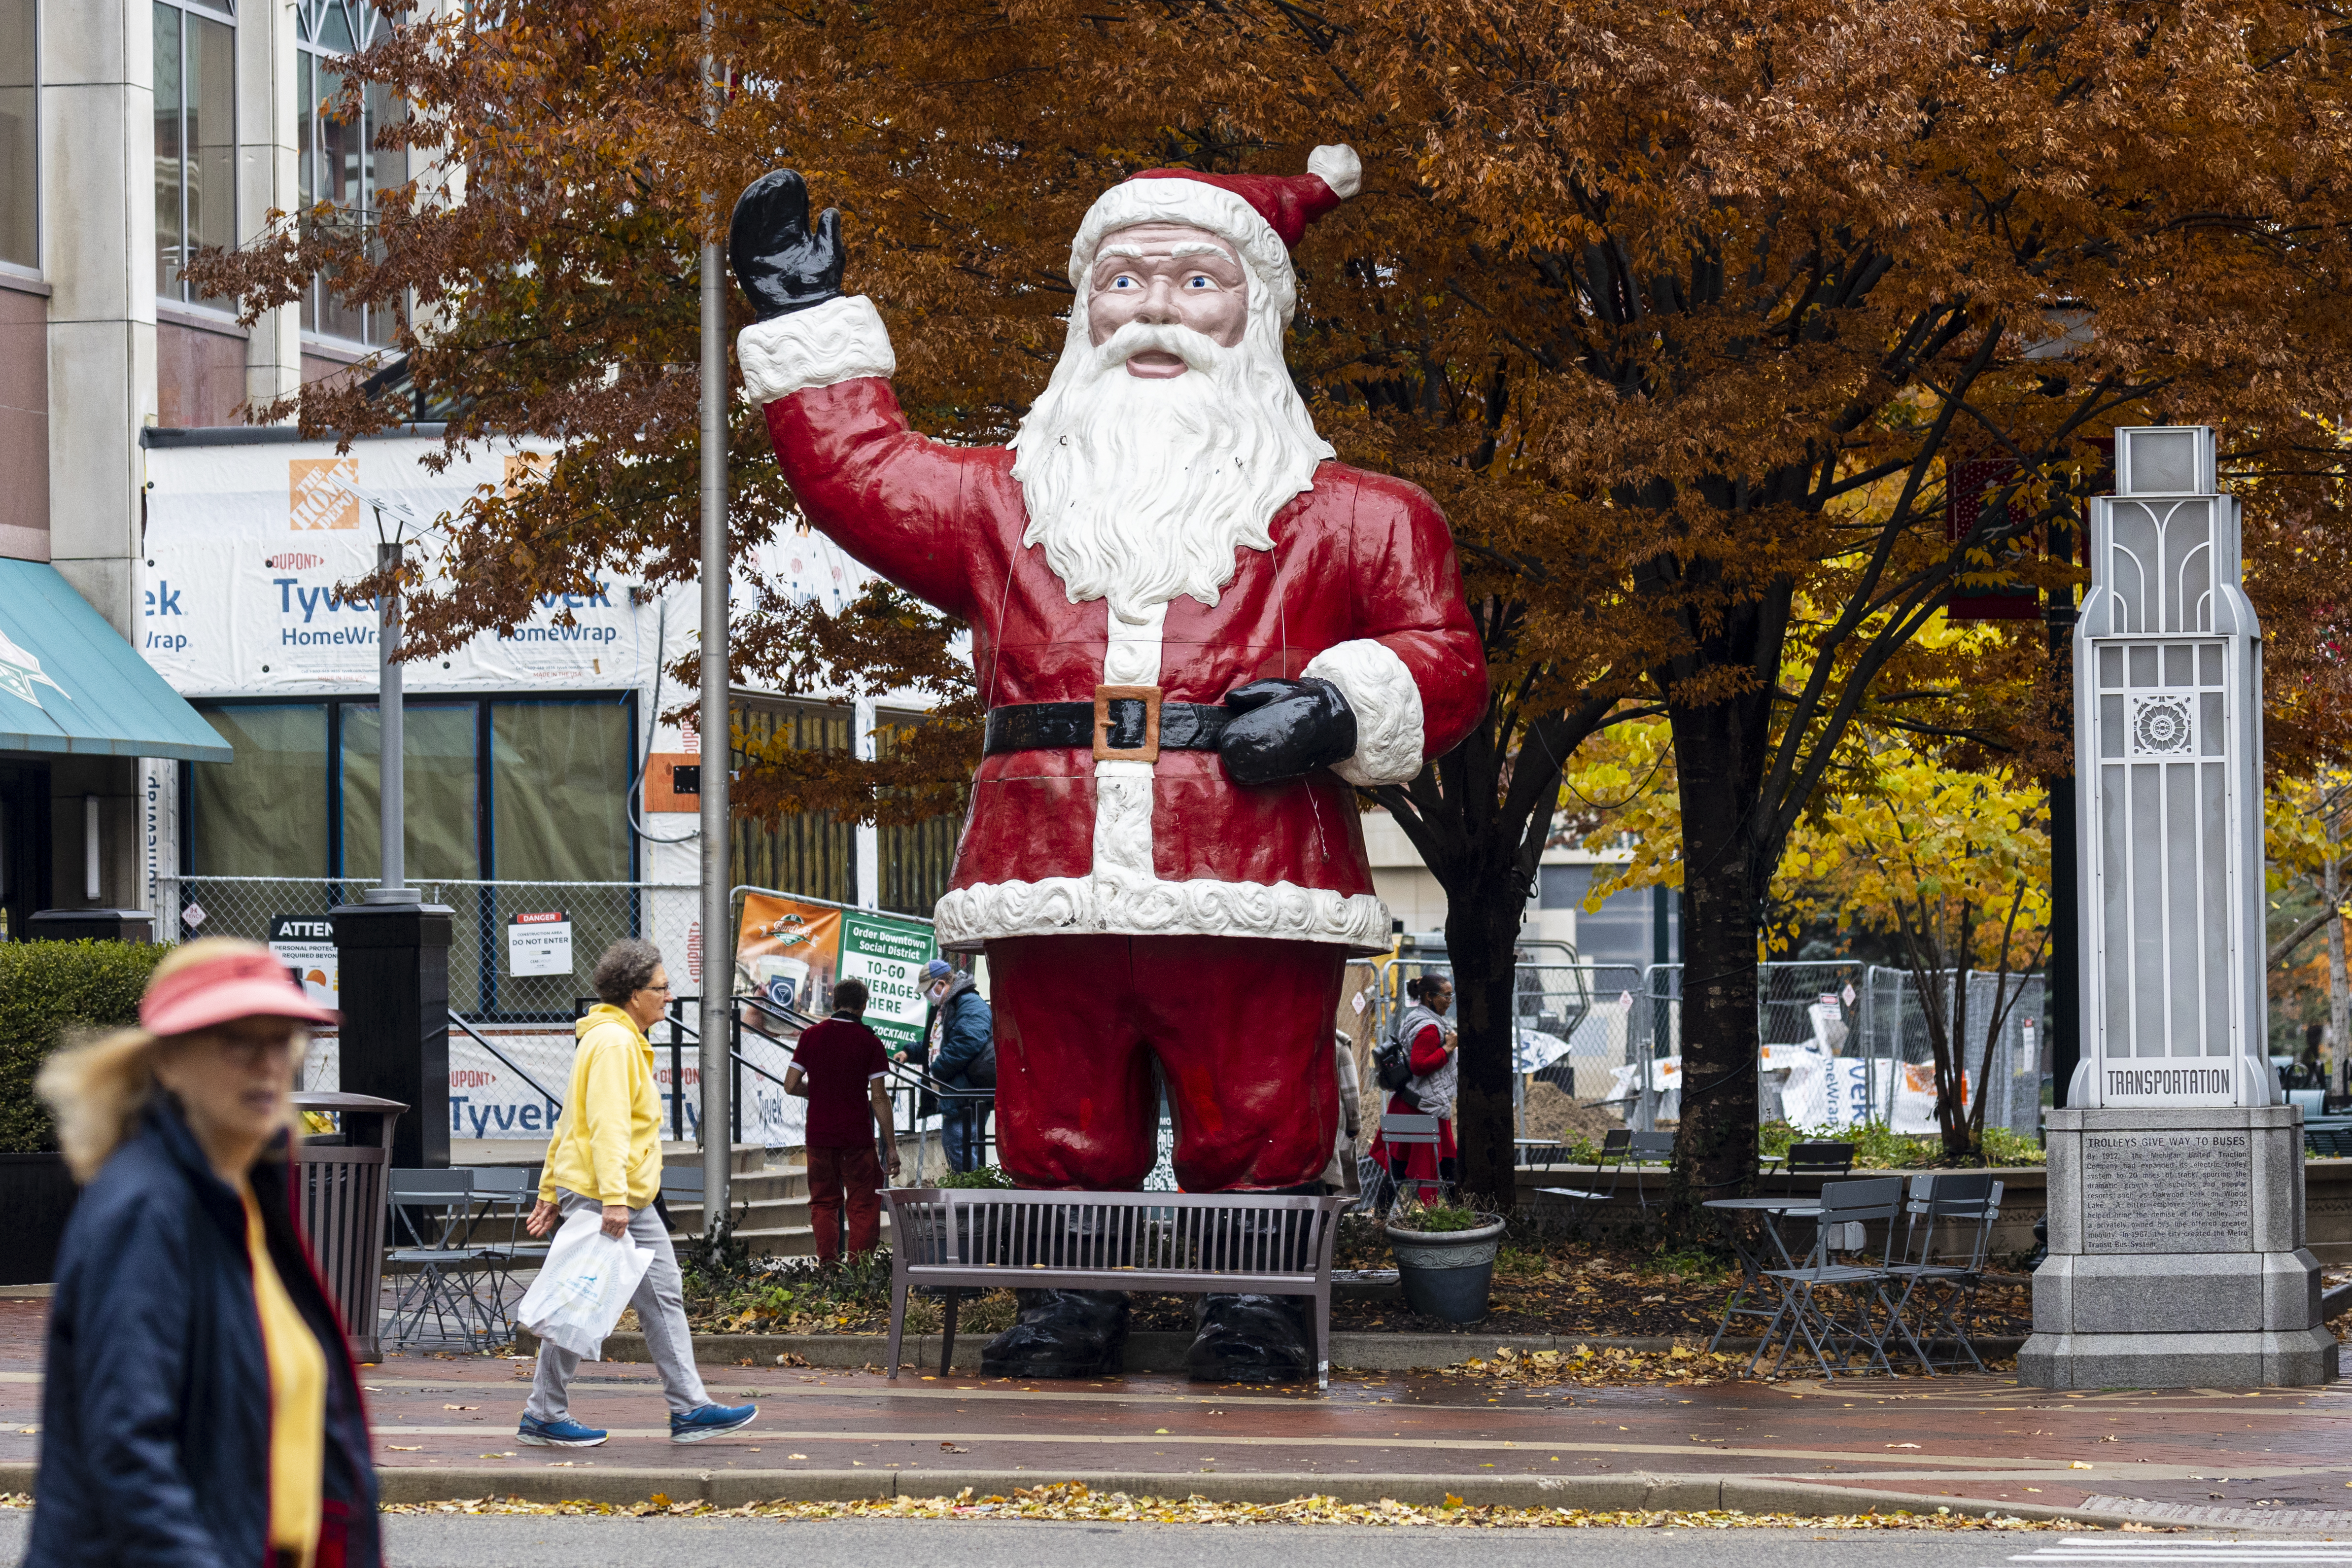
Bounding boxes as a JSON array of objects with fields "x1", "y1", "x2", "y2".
[
  {"x1": 930, "y1": 975, "x2": 995, "y2": 1091},
  {"x1": 28, "y1": 1096, "x2": 381, "y2": 1568}
]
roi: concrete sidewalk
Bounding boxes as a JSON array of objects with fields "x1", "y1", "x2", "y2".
[{"x1": 5, "y1": 1297, "x2": 2351, "y2": 1530}]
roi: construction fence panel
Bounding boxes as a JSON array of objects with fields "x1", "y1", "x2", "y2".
[
  {"x1": 181, "y1": 873, "x2": 2048, "y2": 1150},
  {"x1": 1859, "y1": 966, "x2": 2045, "y2": 1140}
]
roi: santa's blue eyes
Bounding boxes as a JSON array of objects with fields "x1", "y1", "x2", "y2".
[{"x1": 1106, "y1": 273, "x2": 1219, "y2": 290}]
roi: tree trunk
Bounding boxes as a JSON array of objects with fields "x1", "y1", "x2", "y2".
[
  {"x1": 2329, "y1": 809, "x2": 2347, "y2": 1087},
  {"x1": 1665, "y1": 689, "x2": 1773, "y2": 1226},
  {"x1": 1447, "y1": 867, "x2": 1529, "y2": 1211}
]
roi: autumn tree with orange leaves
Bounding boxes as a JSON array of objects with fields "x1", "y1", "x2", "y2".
[{"x1": 195, "y1": 0, "x2": 2352, "y2": 1213}]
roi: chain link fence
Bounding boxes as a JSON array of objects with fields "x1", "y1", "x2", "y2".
[
  {"x1": 158, "y1": 875, "x2": 701, "y2": 1021},
  {"x1": 1859, "y1": 966, "x2": 2046, "y2": 1139},
  {"x1": 1374, "y1": 954, "x2": 2045, "y2": 1141},
  {"x1": 189, "y1": 871, "x2": 2047, "y2": 1152}
]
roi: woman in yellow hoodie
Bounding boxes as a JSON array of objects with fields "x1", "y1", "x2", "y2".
[{"x1": 518, "y1": 938, "x2": 758, "y2": 1448}]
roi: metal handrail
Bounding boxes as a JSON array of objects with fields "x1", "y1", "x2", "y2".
[
  {"x1": 732, "y1": 1049, "x2": 791, "y2": 1092},
  {"x1": 445, "y1": 1010, "x2": 564, "y2": 1112},
  {"x1": 730, "y1": 989, "x2": 821, "y2": 1033}
]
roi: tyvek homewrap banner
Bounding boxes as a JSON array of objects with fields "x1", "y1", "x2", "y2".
[{"x1": 139, "y1": 435, "x2": 870, "y2": 697}]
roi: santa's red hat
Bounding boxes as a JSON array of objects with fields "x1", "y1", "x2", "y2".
[{"x1": 1068, "y1": 145, "x2": 1363, "y2": 322}]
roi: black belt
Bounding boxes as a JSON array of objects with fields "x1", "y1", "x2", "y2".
[{"x1": 984, "y1": 686, "x2": 1225, "y2": 764}]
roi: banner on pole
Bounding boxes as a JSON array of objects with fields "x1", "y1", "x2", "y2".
[
  {"x1": 734, "y1": 892, "x2": 842, "y2": 1017},
  {"x1": 839, "y1": 910, "x2": 938, "y2": 1054}
]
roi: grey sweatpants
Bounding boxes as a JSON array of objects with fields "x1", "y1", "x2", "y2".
[{"x1": 523, "y1": 1188, "x2": 711, "y2": 1421}]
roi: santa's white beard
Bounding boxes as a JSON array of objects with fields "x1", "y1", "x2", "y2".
[{"x1": 1009, "y1": 317, "x2": 1333, "y2": 625}]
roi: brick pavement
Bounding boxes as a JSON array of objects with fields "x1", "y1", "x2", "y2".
[{"x1": 5, "y1": 1296, "x2": 2351, "y2": 1518}]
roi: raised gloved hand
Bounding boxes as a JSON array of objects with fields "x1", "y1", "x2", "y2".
[
  {"x1": 728, "y1": 170, "x2": 845, "y2": 320},
  {"x1": 1218, "y1": 678, "x2": 1357, "y2": 787}
]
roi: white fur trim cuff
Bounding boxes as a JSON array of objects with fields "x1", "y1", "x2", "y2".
[
  {"x1": 735, "y1": 295, "x2": 896, "y2": 405},
  {"x1": 1308, "y1": 144, "x2": 1363, "y2": 200},
  {"x1": 1304, "y1": 638, "x2": 1425, "y2": 787},
  {"x1": 934, "y1": 877, "x2": 1391, "y2": 955}
]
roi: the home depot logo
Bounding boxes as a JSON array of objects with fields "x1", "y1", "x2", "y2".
[
  {"x1": 503, "y1": 452, "x2": 554, "y2": 497},
  {"x1": 288, "y1": 457, "x2": 359, "y2": 531},
  {"x1": 266, "y1": 551, "x2": 325, "y2": 570}
]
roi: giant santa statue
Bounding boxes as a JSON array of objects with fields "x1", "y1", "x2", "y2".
[{"x1": 729, "y1": 147, "x2": 1487, "y2": 1380}]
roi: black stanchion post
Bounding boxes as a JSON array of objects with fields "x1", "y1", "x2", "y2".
[
  {"x1": 330, "y1": 900, "x2": 452, "y2": 1170},
  {"x1": 2046, "y1": 513, "x2": 2082, "y2": 1112}
]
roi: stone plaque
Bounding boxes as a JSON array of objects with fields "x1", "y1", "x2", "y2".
[{"x1": 2083, "y1": 1129, "x2": 2251, "y2": 1253}]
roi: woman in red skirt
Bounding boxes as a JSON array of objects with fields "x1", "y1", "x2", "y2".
[{"x1": 1372, "y1": 971, "x2": 1457, "y2": 1203}]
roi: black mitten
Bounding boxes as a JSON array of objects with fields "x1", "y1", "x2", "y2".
[
  {"x1": 727, "y1": 170, "x2": 846, "y2": 320},
  {"x1": 1218, "y1": 678, "x2": 1357, "y2": 786}
]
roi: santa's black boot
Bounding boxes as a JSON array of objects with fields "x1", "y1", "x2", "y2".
[
  {"x1": 1186, "y1": 1292, "x2": 1313, "y2": 1385},
  {"x1": 979, "y1": 1289, "x2": 1130, "y2": 1378}
]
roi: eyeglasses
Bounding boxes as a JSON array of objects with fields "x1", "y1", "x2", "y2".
[{"x1": 207, "y1": 1033, "x2": 301, "y2": 1066}]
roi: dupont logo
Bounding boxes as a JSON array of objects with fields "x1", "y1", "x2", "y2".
[{"x1": 266, "y1": 552, "x2": 326, "y2": 570}]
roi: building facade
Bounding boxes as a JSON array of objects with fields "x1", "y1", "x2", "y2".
[{"x1": 0, "y1": 0, "x2": 961, "y2": 948}]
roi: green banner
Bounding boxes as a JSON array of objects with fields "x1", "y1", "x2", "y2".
[{"x1": 837, "y1": 909, "x2": 937, "y2": 1053}]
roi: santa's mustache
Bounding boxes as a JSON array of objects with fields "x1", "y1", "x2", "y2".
[{"x1": 1093, "y1": 320, "x2": 1227, "y2": 375}]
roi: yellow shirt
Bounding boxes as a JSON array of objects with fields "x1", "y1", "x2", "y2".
[
  {"x1": 242, "y1": 1189, "x2": 326, "y2": 1568},
  {"x1": 538, "y1": 1004, "x2": 664, "y2": 1209}
]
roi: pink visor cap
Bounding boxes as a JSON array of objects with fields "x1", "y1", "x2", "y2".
[{"x1": 141, "y1": 947, "x2": 339, "y2": 1037}]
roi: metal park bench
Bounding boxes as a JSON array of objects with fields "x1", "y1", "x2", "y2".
[{"x1": 880, "y1": 1187, "x2": 1349, "y2": 1389}]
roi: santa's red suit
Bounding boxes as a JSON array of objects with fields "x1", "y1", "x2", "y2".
[{"x1": 739, "y1": 152, "x2": 1486, "y2": 1192}]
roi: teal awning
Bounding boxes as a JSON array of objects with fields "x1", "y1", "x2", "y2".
[{"x1": 0, "y1": 560, "x2": 231, "y2": 763}]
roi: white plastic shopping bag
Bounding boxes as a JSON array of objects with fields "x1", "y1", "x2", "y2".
[{"x1": 515, "y1": 1209, "x2": 655, "y2": 1359}]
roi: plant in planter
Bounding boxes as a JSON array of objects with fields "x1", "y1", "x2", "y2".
[{"x1": 1384, "y1": 1197, "x2": 1507, "y2": 1324}]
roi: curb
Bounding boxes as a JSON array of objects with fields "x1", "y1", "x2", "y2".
[
  {"x1": 0, "y1": 1461, "x2": 2179, "y2": 1525},
  {"x1": 524, "y1": 1328, "x2": 2028, "y2": 1372}
]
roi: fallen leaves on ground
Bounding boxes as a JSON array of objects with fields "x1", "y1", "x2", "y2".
[
  {"x1": 375, "y1": 1481, "x2": 2101, "y2": 1529},
  {"x1": 1434, "y1": 1343, "x2": 1761, "y2": 1387}
]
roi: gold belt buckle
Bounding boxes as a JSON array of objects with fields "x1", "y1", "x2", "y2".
[{"x1": 1093, "y1": 685, "x2": 1162, "y2": 763}]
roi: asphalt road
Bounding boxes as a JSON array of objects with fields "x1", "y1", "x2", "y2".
[{"x1": 3, "y1": 1510, "x2": 2345, "y2": 1568}]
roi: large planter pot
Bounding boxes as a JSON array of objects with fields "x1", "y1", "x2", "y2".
[
  {"x1": 0, "y1": 1152, "x2": 78, "y2": 1286},
  {"x1": 1385, "y1": 1213, "x2": 1505, "y2": 1324}
]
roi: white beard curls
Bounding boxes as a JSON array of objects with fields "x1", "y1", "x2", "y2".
[{"x1": 1009, "y1": 314, "x2": 1333, "y2": 626}]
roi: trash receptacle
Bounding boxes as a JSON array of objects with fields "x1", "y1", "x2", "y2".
[{"x1": 292, "y1": 1091, "x2": 405, "y2": 1361}]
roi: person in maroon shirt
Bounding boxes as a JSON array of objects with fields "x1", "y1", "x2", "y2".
[{"x1": 784, "y1": 979, "x2": 900, "y2": 1262}]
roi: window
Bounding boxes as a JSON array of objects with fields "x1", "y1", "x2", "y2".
[
  {"x1": 192, "y1": 705, "x2": 330, "y2": 875},
  {"x1": 295, "y1": 0, "x2": 402, "y2": 345},
  {"x1": 340, "y1": 701, "x2": 479, "y2": 880},
  {"x1": 154, "y1": 0, "x2": 236, "y2": 304},
  {"x1": 492, "y1": 700, "x2": 631, "y2": 881},
  {"x1": 0, "y1": 0, "x2": 34, "y2": 271},
  {"x1": 188, "y1": 692, "x2": 636, "y2": 881}
]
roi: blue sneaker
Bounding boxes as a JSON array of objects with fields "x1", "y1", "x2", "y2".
[
  {"x1": 669, "y1": 1402, "x2": 759, "y2": 1444},
  {"x1": 517, "y1": 1415, "x2": 608, "y2": 1448}
]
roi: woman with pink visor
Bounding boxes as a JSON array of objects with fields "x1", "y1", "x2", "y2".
[{"x1": 27, "y1": 937, "x2": 381, "y2": 1568}]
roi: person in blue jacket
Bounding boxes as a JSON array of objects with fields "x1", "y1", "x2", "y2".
[
  {"x1": 28, "y1": 938, "x2": 380, "y2": 1568},
  {"x1": 920, "y1": 958, "x2": 995, "y2": 1173}
]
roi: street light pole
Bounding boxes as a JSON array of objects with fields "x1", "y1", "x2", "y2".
[
  {"x1": 697, "y1": 13, "x2": 732, "y2": 1235},
  {"x1": 363, "y1": 501, "x2": 417, "y2": 906}
]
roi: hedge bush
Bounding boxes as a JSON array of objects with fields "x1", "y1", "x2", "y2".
[{"x1": 0, "y1": 941, "x2": 170, "y2": 1153}]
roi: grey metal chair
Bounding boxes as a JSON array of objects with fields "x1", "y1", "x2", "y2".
[
  {"x1": 1883, "y1": 1172, "x2": 2002, "y2": 1374},
  {"x1": 384, "y1": 1169, "x2": 509, "y2": 1349},
  {"x1": 452, "y1": 1164, "x2": 545, "y2": 1335},
  {"x1": 1379, "y1": 1113, "x2": 1446, "y2": 1204},
  {"x1": 1761, "y1": 1140, "x2": 1857, "y2": 1195},
  {"x1": 1755, "y1": 1175, "x2": 1907, "y2": 1380},
  {"x1": 1535, "y1": 1126, "x2": 1676, "y2": 1216}
]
